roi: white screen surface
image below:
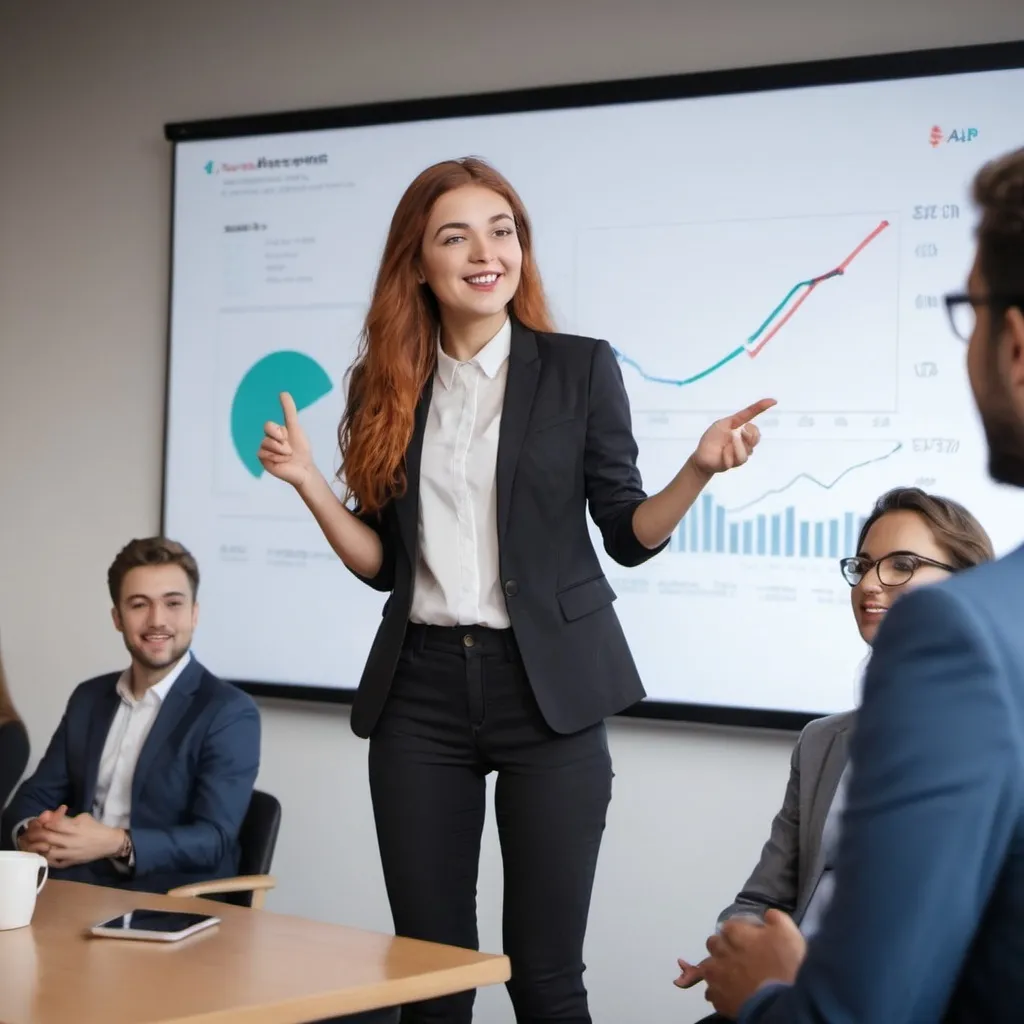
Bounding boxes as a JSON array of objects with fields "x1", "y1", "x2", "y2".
[{"x1": 164, "y1": 60, "x2": 1024, "y2": 718}]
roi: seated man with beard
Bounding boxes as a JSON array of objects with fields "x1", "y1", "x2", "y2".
[{"x1": 2, "y1": 537, "x2": 260, "y2": 894}]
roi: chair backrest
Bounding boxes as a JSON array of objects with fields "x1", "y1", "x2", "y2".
[
  {"x1": 0, "y1": 719, "x2": 30, "y2": 811},
  {"x1": 208, "y1": 789, "x2": 281, "y2": 907},
  {"x1": 238, "y1": 789, "x2": 282, "y2": 877}
]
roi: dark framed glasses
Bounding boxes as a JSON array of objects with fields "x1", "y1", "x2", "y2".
[
  {"x1": 839, "y1": 551, "x2": 958, "y2": 588},
  {"x1": 944, "y1": 292, "x2": 1024, "y2": 343}
]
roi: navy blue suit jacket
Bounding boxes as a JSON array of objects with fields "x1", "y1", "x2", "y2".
[
  {"x1": 741, "y1": 543, "x2": 1024, "y2": 1023},
  {"x1": 1, "y1": 656, "x2": 261, "y2": 894}
]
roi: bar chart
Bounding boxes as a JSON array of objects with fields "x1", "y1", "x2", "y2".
[{"x1": 672, "y1": 492, "x2": 867, "y2": 559}]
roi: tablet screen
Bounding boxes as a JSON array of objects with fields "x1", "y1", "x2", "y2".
[{"x1": 97, "y1": 910, "x2": 216, "y2": 933}]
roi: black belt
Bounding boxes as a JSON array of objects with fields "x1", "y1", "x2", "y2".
[{"x1": 403, "y1": 622, "x2": 519, "y2": 657}]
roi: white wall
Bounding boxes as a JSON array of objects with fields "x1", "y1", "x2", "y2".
[{"x1": 1, "y1": 1, "x2": 1021, "y2": 1020}]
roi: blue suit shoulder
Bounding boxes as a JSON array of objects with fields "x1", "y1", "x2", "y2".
[
  {"x1": 874, "y1": 543, "x2": 1023, "y2": 624},
  {"x1": 66, "y1": 671, "x2": 124, "y2": 706},
  {"x1": 190, "y1": 660, "x2": 260, "y2": 715},
  {"x1": 880, "y1": 543, "x2": 1024, "y2": 664},
  {"x1": 938, "y1": 542, "x2": 1024, "y2": 607},
  {"x1": 69, "y1": 661, "x2": 258, "y2": 722}
]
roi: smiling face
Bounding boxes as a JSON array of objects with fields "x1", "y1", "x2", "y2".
[
  {"x1": 851, "y1": 509, "x2": 954, "y2": 644},
  {"x1": 112, "y1": 564, "x2": 197, "y2": 674},
  {"x1": 418, "y1": 184, "x2": 522, "y2": 335}
]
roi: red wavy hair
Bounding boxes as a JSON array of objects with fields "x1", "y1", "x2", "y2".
[{"x1": 338, "y1": 157, "x2": 554, "y2": 514}]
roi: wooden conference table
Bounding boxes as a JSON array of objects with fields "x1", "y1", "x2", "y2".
[{"x1": 0, "y1": 881, "x2": 510, "y2": 1024}]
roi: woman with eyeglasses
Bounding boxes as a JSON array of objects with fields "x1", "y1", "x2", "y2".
[{"x1": 677, "y1": 485, "x2": 994, "y2": 1021}]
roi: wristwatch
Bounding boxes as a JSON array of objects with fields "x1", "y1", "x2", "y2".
[{"x1": 116, "y1": 829, "x2": 135, "y2": 868}]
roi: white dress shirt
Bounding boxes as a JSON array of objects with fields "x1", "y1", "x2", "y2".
[
  {"x1": 798, "y1": 763, "x2": 850, "y2": 938},
  {"x1": 411, "y1": 317, "x2": 511, "y2": 628},
  {"x1": 92, "y1": 650, "x2": 192, "y2": 829}
]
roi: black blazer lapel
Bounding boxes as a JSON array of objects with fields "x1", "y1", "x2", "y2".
[
  {"x1": 130, "y1": 657, "x2": 203, "y2": 809},
  {"x1": 496, "y1": 322, "x2": 540, "y2": 545},
  {"x1": 82, "y1": 684, "x2": 121, "y2": 812},
  {"x1": 395, "y1": 375, "x2": 433, "y2": 563}
]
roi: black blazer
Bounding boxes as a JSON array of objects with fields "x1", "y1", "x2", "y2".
[{"x1": 350, "y1": 320, "x2": 667, "y2": 738}]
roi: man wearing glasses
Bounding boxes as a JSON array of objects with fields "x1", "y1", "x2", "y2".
[{"x1": 702, "y1": 144, "x2": 1024, "y2": 1023}]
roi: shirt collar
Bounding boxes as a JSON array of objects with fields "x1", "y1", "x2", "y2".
[
  {"x1": 115, "y1": 650, "x2": 192, "y2": 706},
  {"x1": 436, "y1": 316, "x2": 512, "y2": 390}
]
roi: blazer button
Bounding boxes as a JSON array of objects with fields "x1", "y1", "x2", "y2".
[{"x1": 504, "y1": 579, "x2": 518, "y2": 597}]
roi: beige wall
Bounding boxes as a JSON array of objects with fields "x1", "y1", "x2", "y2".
[{"x1": 2, "y1": 1, "x2": 1021, "y2": 1020}]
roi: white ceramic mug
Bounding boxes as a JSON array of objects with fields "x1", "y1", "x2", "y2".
[{"x1": 0, "y1": 850, "x2": 48, "y2": 930}]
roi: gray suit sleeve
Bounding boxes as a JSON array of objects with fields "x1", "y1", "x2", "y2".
[{"x1": 716, "y1": 735, "x2": 802, "y2": 925}]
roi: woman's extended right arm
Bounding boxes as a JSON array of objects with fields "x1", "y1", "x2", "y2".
[
  {"x1": 295, "y1": 470, "x2": 384, "y2": 581},
  {"x1": 258, "y1": 392, "x2": 385, "y2": 582}
]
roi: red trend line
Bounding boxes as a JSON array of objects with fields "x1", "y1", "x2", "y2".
[{"x1": 747, "y1": 219, "x2": 890, "y2": 358}]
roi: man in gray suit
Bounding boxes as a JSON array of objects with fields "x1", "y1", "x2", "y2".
[{"x1": 703, "y1": 145, "x2": 1024, "y2": 1023}]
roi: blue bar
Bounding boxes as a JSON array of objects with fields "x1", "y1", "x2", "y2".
[
  {"x1": 677, "y1": 521, "x2": 686, "y2": 552},
  {"x1": 690, "y1": 507, "x2": 699, "y2": 551},
  {"x1": 785, "y1": 507, "x2": 795, "y2": 557},
  {"x1": 757, "y1": 515, "x2": 767, "y2": 555},
  {"x1": 844, "y1": 512, "x2": 854, "y2": 556},
  {"x1": 743, "y1": 520, "x2": 753, "y2": 555},
  {"x1": 771, "y1": 514, "x2": 781, "y2": 556},
  {"x1": 829, "y1": 519, "x2": 839, "y2": 559},
  {"x1": 729, "y1": 522, "x2": 739, "y2": 553},
  {"x1": 715, "y1": 505, "x2": 726, "y2": 553},
  {"x1": 702, "y1": 494, "x2": 713, "y2": 553},
  {"x1": 800, "y1": 521, "x2": 810, "y2": 557},
  {"x1": 814, "y1": 522, "x2": 824, "y2": 558}
]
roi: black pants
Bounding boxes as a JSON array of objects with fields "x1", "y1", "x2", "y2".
[{"x1": 368, "y1": 624, "x2": 613, "y2": 1023}]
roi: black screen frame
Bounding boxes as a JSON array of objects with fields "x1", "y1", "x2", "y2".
[{"x1": 161, "y1": 39, "x2": 1024, "y2": 732}]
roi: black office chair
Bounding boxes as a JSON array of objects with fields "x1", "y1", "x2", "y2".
[
  {"x1": 0, "y1": 719, "x2": 30, "y2": 812},
  {"x1": 167, "y1": 789, "x2": 282, "y2": 908}
]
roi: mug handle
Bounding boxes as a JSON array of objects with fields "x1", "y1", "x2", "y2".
[{"x1": 35, "y1": 856, "x2": 48, "y2": 893}]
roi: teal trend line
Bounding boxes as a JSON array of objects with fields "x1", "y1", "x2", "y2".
[
  {"x1": 613, "y1": 344, "x2": 746, "y2": 386},
  {"x1": 613, "y1": 273, "x2": 828, "y2": 388},
  {"x1": 231, "y1": 351, "x2": 333, "y2": 478},
  {"x1": 613, "y1": 220, "x2": 888, "y2": 387},
  {"x1": 747, "y1": 279, "x2": 815, "y2": 345}
]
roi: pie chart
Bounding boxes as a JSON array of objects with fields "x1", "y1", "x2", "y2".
[{"x1": 230, "y1": 350, "x2": 333, "y2": 478}]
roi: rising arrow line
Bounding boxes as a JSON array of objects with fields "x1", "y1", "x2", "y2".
[{"x1": 612, "y1": 219, "x2": 891, "y2": 387}]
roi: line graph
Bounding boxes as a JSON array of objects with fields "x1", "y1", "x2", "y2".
[
  {"x1": 613, "y1": 344, "x2": 744, "y2": 387},
  {"x1": 611, "y1": 219, "x2": 891, "y2": 388},
  {"x1": 631, "y1": 434, "x2": 908, "y2": 562},
  {"x1": 575, "y1": 212, "x2": 900, "y2": 414},
  {"x1": 726, "y1": 441, "x2": 902, "y2": 512}
]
